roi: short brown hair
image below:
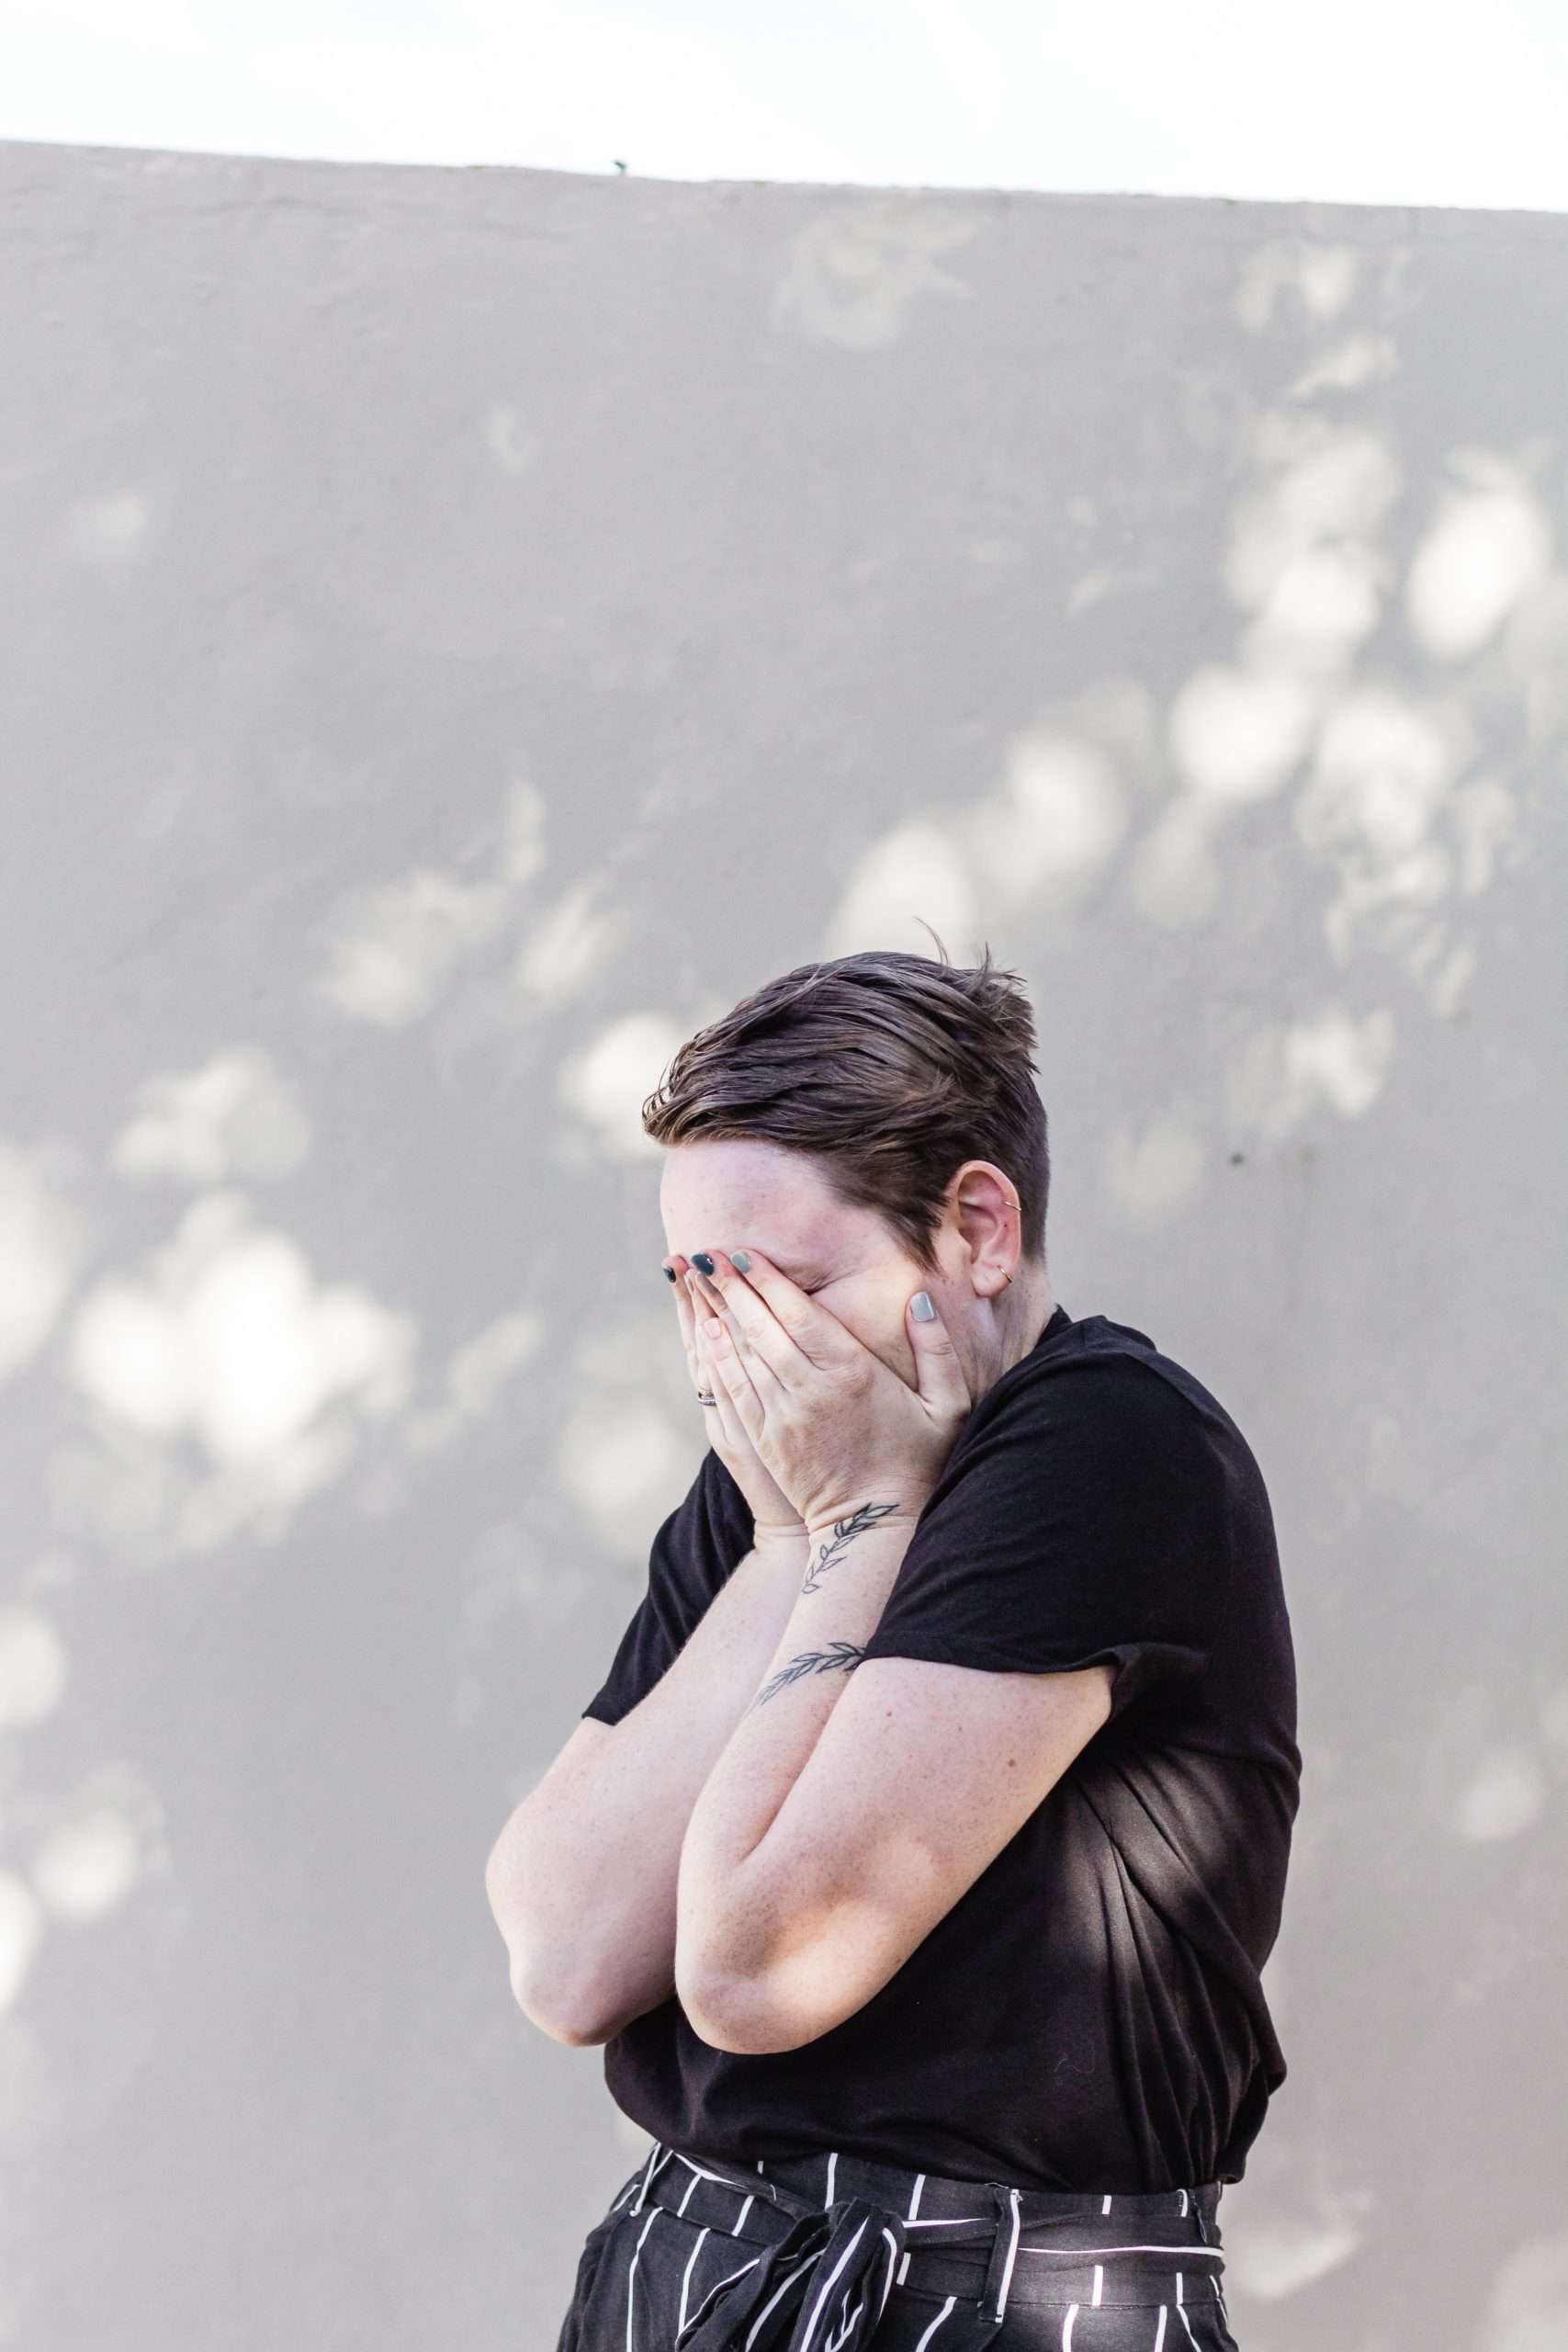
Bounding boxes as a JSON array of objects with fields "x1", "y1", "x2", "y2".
[{"x1": 641, "y1": 932, "x2": 1049, "y2": 1283}]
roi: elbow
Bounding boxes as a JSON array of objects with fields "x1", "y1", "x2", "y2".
[
  {"x1": 675, "y1": 1952, "x2": 817, "y2": 2056},
  {"x1": 504, "y1": 1947, "x2": 616, "y2": 2049},
  {"x1": 674, "y1": 1841, "x2": 849, "y2": 2052},
  {"x1": 673, "y1": 1890, "x2": 831, "y2": 2054},
  {"x1": 676, "y1": 1903, "x2": 867, "y2": 2053},
  {"x1": 487, "y1": 1854, "x2": 610, "y2": 2048}
]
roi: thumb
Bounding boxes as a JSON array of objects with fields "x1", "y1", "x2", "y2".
[{"x1": 907, "y1": 1290, "x2": 970, "y2": 1417}]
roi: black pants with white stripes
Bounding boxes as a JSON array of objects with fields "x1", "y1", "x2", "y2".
[{"x1": 554, "y1": 2138, "x2": 1241, "y2": 2350}]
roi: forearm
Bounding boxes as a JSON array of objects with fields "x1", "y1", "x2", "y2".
[
  {"x1": 487, "y1": 1529, "x2": 810, "y2": 2045},
  {"x1": 675, "y1": 1502, "x2": 921, "y2": 2032}
]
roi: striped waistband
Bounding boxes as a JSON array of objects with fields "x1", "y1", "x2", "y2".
[{"x1": 613, "y1": 2141, "x2": 1227, "y2": 2346}]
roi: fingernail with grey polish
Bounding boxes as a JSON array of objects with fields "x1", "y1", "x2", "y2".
[{"x1": 731, "y1": 1251, "x2": 751, "y2": 1274}]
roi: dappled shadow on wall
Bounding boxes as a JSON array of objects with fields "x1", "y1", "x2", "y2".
[{"x1": 4, "y1": 198, "x2": 1568, "y2": 2346}]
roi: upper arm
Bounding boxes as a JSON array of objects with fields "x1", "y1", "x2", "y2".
[{"x1": 713, "y1": 1653, "x2": 1113, "y2": 2051}]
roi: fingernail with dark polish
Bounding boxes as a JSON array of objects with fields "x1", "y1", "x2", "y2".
[
  {"x1": 691, "y1": 1252, "x2": 716, "y2": 1275},
  {"x1": 661, "y1": 1264, "x2": 677, "y2": 1282}
]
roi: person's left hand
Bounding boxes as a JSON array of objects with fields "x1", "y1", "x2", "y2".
[{"x1": 684, "y1": 1247, "x2": 973, "y2": 1533}]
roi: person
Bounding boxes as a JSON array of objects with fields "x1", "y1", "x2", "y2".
[{"x1": 485, "y1": 944, "x2": 1300, "y2": 2349}]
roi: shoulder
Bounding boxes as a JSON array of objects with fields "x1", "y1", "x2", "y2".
[
  {"x1": 947, "y1": 1316, "x2": 1263, "y2": 1538},
  {"x1": 969, "y1": 1315, "x2": 1216, "y2": 1458}
]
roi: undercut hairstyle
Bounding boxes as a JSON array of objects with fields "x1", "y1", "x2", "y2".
[{"x1": 641, "y1": 930, "x2": 1050, "y2": 1283}]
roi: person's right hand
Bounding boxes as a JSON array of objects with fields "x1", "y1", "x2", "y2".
[{"x1": 666, "y1": 1253, "x2": 805, "y2": 1543}]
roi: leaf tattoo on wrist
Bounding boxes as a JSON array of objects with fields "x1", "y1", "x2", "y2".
[
  {"x1": 801, "y1": 1500, "x2": 903, "y2": 1593},
  {"x1": 748, "y1": 1640, "x2": 867, "y2": 1713}
]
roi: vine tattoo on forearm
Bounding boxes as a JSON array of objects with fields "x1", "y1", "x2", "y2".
[
  {"x1": 748, "y1": 1640, "x2": 868, "y2": 1713},
  {"x1": 800, "y1": 1500, "x2": 903, "y2": 1594},
  {"x1": 742, "y1": 1501, "x2": 906, "y2": 1713}
]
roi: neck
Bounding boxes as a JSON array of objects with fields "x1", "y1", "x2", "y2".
[{"x1": 1001, "y1": 1265, "x2": 1056, "y2": 1375}]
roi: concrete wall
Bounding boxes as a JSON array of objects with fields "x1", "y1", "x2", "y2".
[{"x1": 0, "y1": 136, "x2": 1564, "y2": 2350}]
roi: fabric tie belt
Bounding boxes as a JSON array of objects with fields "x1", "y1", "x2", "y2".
[{"x1": 624, "y1": 2141, "x2": 1224, "y2": 2350}]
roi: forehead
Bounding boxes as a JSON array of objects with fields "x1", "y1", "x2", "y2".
[{"x1": 659, "y1": 1137, "x2": 851, "y2": 1273}]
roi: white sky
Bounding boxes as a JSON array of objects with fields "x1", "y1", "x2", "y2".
[{"x1": 3, "y1": 0, "x2": 1568, "y2": 213}]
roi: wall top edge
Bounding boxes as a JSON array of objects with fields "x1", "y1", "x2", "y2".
[{"x1": 2, "y1": 132, "x2": 1568, "y2": 238}]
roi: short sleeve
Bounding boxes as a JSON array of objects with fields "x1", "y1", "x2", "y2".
[
  {"x1": 580, "y1": 1447, "x2": 755, "y2": 1726},
  {"x1": 858, "y1": 1359, "x2": 1231, "y2": 1726}
]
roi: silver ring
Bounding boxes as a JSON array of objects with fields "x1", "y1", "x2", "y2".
[{"x1": 696, "y1": 1390, "x2": 718, "y2": 1407}]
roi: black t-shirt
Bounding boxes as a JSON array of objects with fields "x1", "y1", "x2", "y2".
[{"x1": 581, "y1": 1301, "x2": 1300, "y2": 2192}]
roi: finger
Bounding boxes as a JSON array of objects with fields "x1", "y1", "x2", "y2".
[
  {"x1": 903, "y1": 1288, "x2": 972, "y2": 1421},
  {"x1": 668, "y1": 1256, "x2": 715, "y2": 1385},
  {"x1": 690, "y1": 1306, "x2": 716, "y2": 1396},
  {"x1": 665, "y1": 1254, "x2": 696, "y2": 1347},
  {"x1": 686, "y1": 1255, "x2": 799, "y2": 1384},
  {"x1": 688, "y1": 1267, "x2": 785, "y2": 1400},
  {"x1": 687, "y1": 1274, "x2": 739, "y2": 1424},
  {"x1": 693, "y1": 1309, "x2": 754, "y2": 1447},
  {"x1": 699, "y1": 1249, "x2": 851, "y2": 1383},
  {"x1": 693, "y1": 1279, "x2": 768, "y2": 1412},
  {"x1": 695, "y1": 1303, "x2": 766, "y2": 1430},
  {"x1": 685, "y1": 1265, "x2": 744, "y2": 1357}
]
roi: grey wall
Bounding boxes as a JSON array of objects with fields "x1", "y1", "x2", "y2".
[{"x1": 1, "y1": 136, "x2": 1564, "y2": 2351}]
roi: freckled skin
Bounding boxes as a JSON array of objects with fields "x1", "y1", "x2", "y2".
[{"x1": 659, "y1": 1136, "x2": 1055, "y2": 1406}]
